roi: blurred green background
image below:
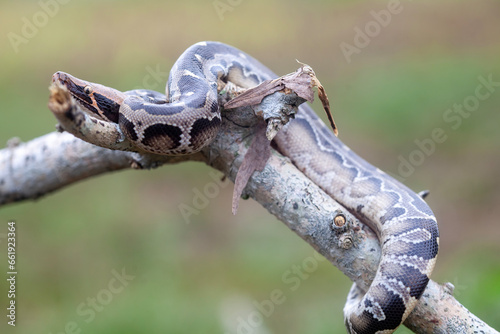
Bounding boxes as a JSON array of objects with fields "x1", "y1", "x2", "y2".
[{"x1": 1, "y1": 0, "x2": 499, "y2": 333}]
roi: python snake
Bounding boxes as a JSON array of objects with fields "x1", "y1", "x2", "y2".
[{"x1": 52, "y1": 41, "x2": 439, "y2": 334}]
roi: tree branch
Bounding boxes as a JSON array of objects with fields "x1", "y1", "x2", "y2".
[
  {"x1": 0, "y1": 132, "x2": 204, "y2": 205},
  {"x1": 0, "y1": 69, "x2": 497, "y2": 333}
]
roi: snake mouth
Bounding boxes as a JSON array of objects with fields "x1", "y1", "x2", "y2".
[
  {"x1": 52, "y1": 71, "x2": 95, "y2": 107},
  {"x1": 51, "y1": 71, "x2": 65, "y2": 84},
  {"x1": 51, "y1": 71, "x2": 68, "y2": 84},
  {"x1": 52, "y1": 71, "x2": 102, "y2": 120},
  {"x1": 51, "y1": 71, "x2": 125, "y2": 123},
  {"x1": 52, "y1": 71, "x2": 87, "y2": 97}
]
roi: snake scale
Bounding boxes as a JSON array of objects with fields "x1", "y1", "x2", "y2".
[{"x1": 53, "y1": 41, "x2": 439, "y2": 334}]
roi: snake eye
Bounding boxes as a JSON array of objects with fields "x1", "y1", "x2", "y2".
[{"x1": 83, "y1": 85, "x2": 93, "y2": 95}]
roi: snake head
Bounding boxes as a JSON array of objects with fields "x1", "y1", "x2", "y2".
[{"x1": 52, "y1": 71, "x2": 126, "y2": 123}]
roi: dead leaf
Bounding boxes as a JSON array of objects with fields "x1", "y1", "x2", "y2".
[
  {"x1": 224, "y1": 79, "x2": 285, "y2": 109},
  {"x1": 312, "y1": 76, "x2": 337, "y2": 136},
  {"x1": 224, "y1": 64, "x2": 338, "y2": 136},
  {"x1": 232, "y1": 123, "x2": 270, "y2": 215}
]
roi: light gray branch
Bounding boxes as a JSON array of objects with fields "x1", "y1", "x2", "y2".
[
  {"x1": 0, "y1": 132, "x2": 202, "y2": 205},
  {"x1": 1, "y1": 132, "x2": 129, "y2": 204},
  {"x1": 0, "y1": 75, "x2": 496, "y2": 334}
]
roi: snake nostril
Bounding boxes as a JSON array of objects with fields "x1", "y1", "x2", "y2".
[
  {"x1": 51, "y1": 71, "x2": 69, "y2": 84},
  {"x1": 52, "y1": 72, "x2": 61, "y2": 83}
]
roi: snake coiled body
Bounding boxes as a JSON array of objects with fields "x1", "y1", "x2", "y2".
[{"x1": 53, "y1": 41, "x2": 439, "y2": 334}]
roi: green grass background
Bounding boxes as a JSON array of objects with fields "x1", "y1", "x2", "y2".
[{"x1": 1, "y1": 0, "x2": 499, "y2": 333}]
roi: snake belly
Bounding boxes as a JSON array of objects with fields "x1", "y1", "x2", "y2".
[{"x1": 53, "y1": 41, "x2": 439, "y2": 334}]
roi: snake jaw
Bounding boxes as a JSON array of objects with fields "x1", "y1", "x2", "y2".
[{"x1": 52, "y1": 71, "x2": 126, "y2": 123}]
